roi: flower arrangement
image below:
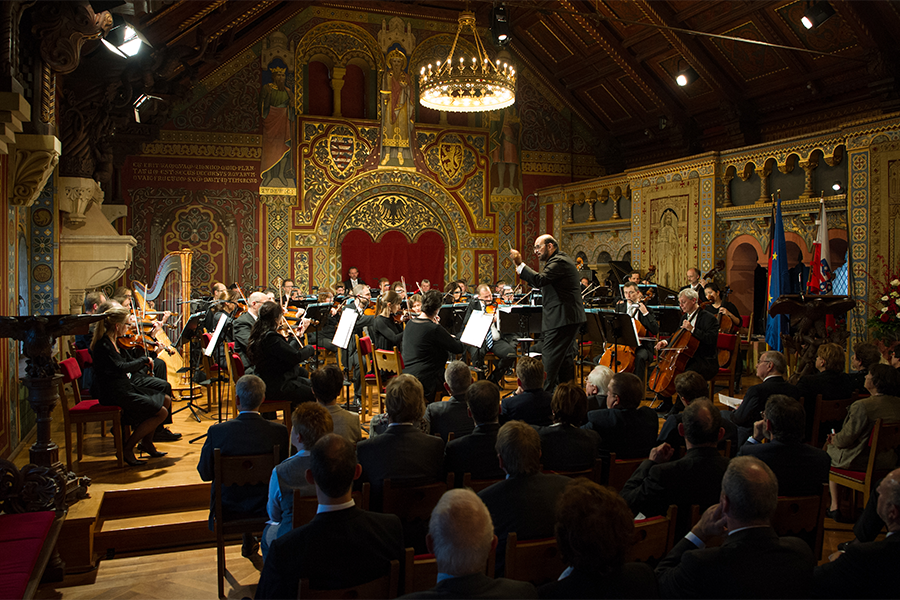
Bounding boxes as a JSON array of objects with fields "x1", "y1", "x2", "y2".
[{"x1": 864, "y1": 255, "x2": 900, "y2": 344}]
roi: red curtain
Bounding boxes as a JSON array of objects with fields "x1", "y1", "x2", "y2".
[
  {"x1": 308, "y1": 61, "x2": 332, "y2": 116},
  {"x1": 341, "y1": 229, "x2": 445, "y2": 291}
]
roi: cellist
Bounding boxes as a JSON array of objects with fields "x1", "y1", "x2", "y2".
[
  {"x1": 616, "y1": 281, "x2": 659, "y2": 382},
  {"x1": 652, "y1": 288, "x2": 719, "y2": 414}
]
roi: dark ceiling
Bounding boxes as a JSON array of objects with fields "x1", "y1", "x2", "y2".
[{"x1": 123, "y1": 0, "x2": 900, "y2": 173}]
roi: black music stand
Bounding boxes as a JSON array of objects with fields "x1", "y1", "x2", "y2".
[
  {"x1": 499, "y1": 306, "x2": 543, "y2": 357},
  {"x1": 172, "y1": 312, "x2": 208, "y2": 425},
  {"x1": 581, "y1": 310, "x2": 609, "y2": 381},
  {"x1": 596, "y1": 312, "x2": 640, "y2": 374},
  {"x1": 305, "y1": 302, "x2": 335, "y2": 369}
]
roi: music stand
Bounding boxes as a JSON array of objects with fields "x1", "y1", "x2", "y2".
[
  {"x1": 596, "y1": 311, "x2": 640, "y2": 374},
  {"x1": 582, "y1": 310, "x2": 610, "y2": 381},
  {"x1": 499, "y1": 306, "x2": 543, "y2": 357},
  {"x1": 305, "y1": 302, "x2": 335, "y2": 368},
  {"x1": 172, "y1": 312, "x2": 208, "y2": 424}
]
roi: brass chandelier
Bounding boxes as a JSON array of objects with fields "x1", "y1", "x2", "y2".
[{"x1": 419, "y1": 10, "x2": 516, "y2": 113}]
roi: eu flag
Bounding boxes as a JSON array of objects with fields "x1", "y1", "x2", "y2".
[{"x1": 766, "y1": 198, "x2": 790, "y2": 351}]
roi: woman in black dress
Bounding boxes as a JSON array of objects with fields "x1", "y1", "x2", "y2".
[
  {"x1": 246, "y1": 301, "x2": 316, "y2": 406},
  {"x1": 702, "y1": 283, "x2": 741, "y2": 330},
  {"x1": 401, "y1": 290, "x2": 465, "y2": 402},
  {"x1": 90, "y1": 303, "x2": 172, "y2": 466},
  {"x1": 371, "y1": 290, "x2": 404, "y2": 351}
]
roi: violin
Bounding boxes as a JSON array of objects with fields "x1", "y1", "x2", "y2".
[{"x1": 117, "y1": 331, "x2": 161, "y2": 351}]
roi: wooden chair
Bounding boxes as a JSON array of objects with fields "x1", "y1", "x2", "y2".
[
  {"x1": 292, "y1": 483, "x2": 370, "y2": 529},
  {"x1": 382, "y1": 475, "x2": 454, "y2": 554},
  {"x1": 772, "y1": 485, "x2": 828, "y2": 560},
  {"x1": 57, "y1": 357, "x2": 124, "y2": 470},
  {"x1": 461, "y1": 473, "x2": 504, "y2": 493},
  {"x1": 373, "y1": 346, "x2": 404, "y2": 415},
  {"x1": 403, "y1": 545, "x2": 495, "y2": 594},
  {"x1": 299, "y1": 559, "x2": 399, "y2": 599},
  {"x1": 199, "y1": 332, "x2": 231, "y2": 412},
  {"x1": 543, "y1": 458, "x2": 603, "y2": 484},
  {"x1": 602, "y1": 452, "x2": 647, "y2": 491},
  {"x1": 809, "y1": 393, "x2": 857, "y2": 448},
  {"x1": 830, "y1": 418, "x2": 900, "y2": 506},
  {"x1": 226, "y1": 351, "x2": 292, "y2": 436},
  {"x1": 355, "y1": 335, "x2": 382, "y2": 423},
  {"x1": 213, "y1": 446, "x2": 279, "y2": 599},
  {"x1": 504, "y1": 532, "x2": 566, "y2": 586},
  {"x1": 627, "y1": 504, "x2": 678, "y2": 564},
  {"x1": 708, "y1": 332, "x2": 740, "y2": 400},
  {"x1": 738, "y1": 312, "x2": 754, "y2": 375}
]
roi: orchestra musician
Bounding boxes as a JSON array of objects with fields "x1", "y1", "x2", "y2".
[
  {"x1": 703, "y1": 283, "x2": 741, "y2": 330},
  {"x1": 510, "y1": 234, "x2": 586, "y2": 392},
  {"x1": 445, "y1": 282, "x2": 464, "y2": 303},
  {"x1": 333, "y1": 282, "x2": 346, "y2": 297},
  {"x1": 391, "y1": 281, "x2": 407, "y2": 301},
  {"x1": 627, "y1": 271, "x2": 642, "y2": 285},
  {"x1": 246, "y1": 301, "x2": 316, "y2": 406},
  {"x1": 347, "y1": 284, "x2": 375, "y2": 404},
  {"x1": 462, "y1": 284, "x2": 516, "y2": 385},
  {"x1": 281, "y1": 279, "x2": 299, "y2": 305},
  {"x1": 306, "y1": 287, "x2": 340, "y2": 352},
  {"x1": 401, "y1": 289, "x2": 465, "y2": 402},
  {"x1": 408, "y1": 293, "x2": 423, "y2": 316},
  {"x1": 418, "y1": 279, "x2": 431, "y2": 294},
  {"x1": 681, "y1": 267, "x2": 706, "y2": 296},
  {"x1": 233, "y1": 291, "x2": 268, "y2": 371},
  {"x1": 617, "y1": 281, "x2": 660, "y2": 382},
  {"x1": 343, "y1": 267, "x2": 364, "y2": 291},
  {"x1": 371, "y1": 290, "x2": 404, "y2": 351}
]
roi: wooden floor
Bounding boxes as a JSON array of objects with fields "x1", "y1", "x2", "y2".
[{"x1": 19, "y1": 369, "x2": 857, "y2": 599}]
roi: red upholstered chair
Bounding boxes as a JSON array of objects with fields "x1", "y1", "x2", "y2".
[
  {"x1": 225, "y1": 351, "x2": 292, "y2": 436},
  {"x1": 708, "y1": 332, "x2": 740, "y2": 400},
  {"x1": 57, "y1": 357, "x2": 124, "y2": 470},
  {"x1": 355, "y1": 335, "x2": 381, "y2": 423},
  {"x1": 830, "y1": 418, "x2": 900, "y2": 506}
]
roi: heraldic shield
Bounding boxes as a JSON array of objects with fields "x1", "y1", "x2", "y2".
[
  {"x1": 329, "y1": 134, "x2": 355, "y2": 175},
  {"x1": 439, "y1": 141, "x2": 463, "y2": 182}
]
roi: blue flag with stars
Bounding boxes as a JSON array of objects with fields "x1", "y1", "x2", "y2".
[{"x1": 766, "y1": 198, "x2": 789, "y2": 351}]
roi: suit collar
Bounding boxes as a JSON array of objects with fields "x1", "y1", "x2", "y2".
[
  {"x1": 434, "y1": 572, "x2": 494, "y2": 593},
  {"x1": 684, "y1": 446, "x2": 721, "y2": 458},
  {"x1": 474, "y1": 422, "x2": 500, "y2": 434},
  {"x1": 722, "y1": 526, "x2": 778, "y2": 546},
  {"x1": 236, "y1": 412, "x2": 265, "y2": 421}
]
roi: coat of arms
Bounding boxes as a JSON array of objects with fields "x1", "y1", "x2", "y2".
[
  {"x1": 328, "y1": 134, "x2": 355, "y2": 174},
  {"x1": 439, "y1": 142, "x2": 463, "y2": 182}
]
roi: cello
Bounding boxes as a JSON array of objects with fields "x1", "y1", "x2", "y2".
[
  {"x1": 648, "y1": 326, "x2": 699, "y2": 397},
  {"x1": 598, "y1": 316, "x2": 648, "y2": 373}
]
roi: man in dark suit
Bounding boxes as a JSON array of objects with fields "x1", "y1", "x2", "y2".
[
  {"x1": 615, "y1": 281, "x2": 660, "y2": 382},
  {"x1": 655, "y1": 456, "x2": 815, "y2": 598},
  {"x1": 500, "y1": 356, "x2": 552, "y2": 426},
  {"x1": 256, "y1": 434, "x2": 404, "y2": 599},
  {"x1": 197, "y1": 374, "x2": 289, "y2": 557},
  {"x1": 621, "y1": 399, "x2": 729, "y2": 537},
  {"x1": 657, "y1": 371, "x2": 738, "y2": 456},
  {"x1": 738, "y1": 394, "x2": 831, "y2": 497},
  {"x1": 342, "y1": 266, "x2": 365, "y2": 292},
  {"x1": 478, "y1": 421, "x2": 570, "y2": 577},
  {"x1": 510, "y1": 235, "x2": 586, "y2": 392},
  {"x1": 813, "y1": 467, "x2": 900, "y2": 598},
  {"x1": 797, "y1": 343, "x2": 857, "y2": 445},
  {"x1": 725, "y1": 350, "x2": 800, "y2": 447},
  {"x1": 357, "y1": 374, "x2": 445, "y2": 511},
  {"x1": 424, "y1": 360, "x2": 474, "y2": 442},
  {"x1": 461, "y1": 284, "x2": 516, "y2": 385},
  {"x1": 444, "y1": 381, "x2": 505, "y2": 482},
  {"x1": 679, "y1": 267, "x2": 706, "y2": 297},
  {"x1": 232, "y1": 291, "x2": 267, "y2": 370},
  {"x1": 583, "y1": 372, "x2": 658, "y2": 459}
]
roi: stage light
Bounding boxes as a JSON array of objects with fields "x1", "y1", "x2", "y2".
[
  {"x1": 801, "y1": 1, "x2": 835, "y2": 29},
  {"x1": 832, "y1": 181, "x2": 843, "y2": 193},
  {"x1": 675, "y1": 66, "x2": 698, "y2": 87},
  {"x1": 133, "y1": 94, "x2": 162, "y2": 123},
  {"x1": 492, "y1": 4, "x2": 511, "y2": 46},
  {"x1": 102, "y1": 14, "x2": 148, "y2": 58}
]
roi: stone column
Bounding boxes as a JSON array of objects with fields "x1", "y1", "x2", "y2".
[{"x1": 332, "y1": 67, "x2": 346, "y2": 118}]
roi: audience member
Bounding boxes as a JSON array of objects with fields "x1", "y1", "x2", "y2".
[
  {"x1": 622, "y1": 399, "x2": 729, "y2": 537},
  {"x1": 256, "y1": 434, "x2": 404, "y2": 599},
  {"x1": 738, "y1": 394, "x2": 830, "y2": 497},
  {"x1": 478, "y1": 421, "x2": 570, "y2": 577},
  {"x1": 584, "y1": 364, "x2": 612, "y2": 412},
  {"x1": 725, "y1": 351, "x2": 799, "y2": 448},
  {"x1": 261, "y1": 402, "x2": 333, "y2": 558},
  {"x1": 583, "y1": 372, "x2": 657, "y2": 459},
  {"x1": 539, "y1": 479, "x2": 658, "y2": 599},
  {"x1": 425, "y1": 360, "x2": 475, "y2": 441},
  {"x1": 500, "y1": 357, "x2": 553, "y2": 426},
  {"x1": 444, "y1": 381, "x2": 505, "y2": 482},
  {"x1": 197, "y1": 375, "x2": 288, "y2": 558},
  {"x1": 888, "y1": 346, "x2": 900, "y2": 372},
  {"x1": 402, "y1": 489, "x2": 538, "y2": 599},
  {"x1": 797, "y1": 343, "x2": 856, "y2": 444},
  {"x1": 357, "y1": 374, "x2": 445, "y2": 511},
  {"x1": 657, "y1": 371, "x2": 738, "y2": 456},
  {"x1": 311, "y1": 364, "x2": 361, "y2": 445},
  {"x1": 655, "y1": 456, "x2": 814, "y2": 598},
  {"x1": 850, "y1": 341, "x2": 884, "y2": 394},
  {"x1": 535, "y1": 382, "x2": 599, "y2": 472}
]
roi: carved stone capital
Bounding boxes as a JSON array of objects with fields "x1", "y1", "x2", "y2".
[
  {"x1": 0, "y1": 91, "x2": 30, "y2": 155},
  {"x1": 489, "y1": 195, "x2": 523, "y2": 216},
  {"x1": 31, "y1": 1, "x2": 110, "y2": 75},
  {"x1": 58, "y1": 176, "x2": 103, "y2": 229},
  {"x1": 12, "y1": 134, "x2": 61, "y2": 207}
]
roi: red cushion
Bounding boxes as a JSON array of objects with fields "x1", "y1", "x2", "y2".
[
  {"x1": 414, "y1": 553, "x2": 435, "y2": 561},
  {"x1": 634, "y1": 515, "x2": 666, "y2": 524},
  {"x1": 230, "y1": 353, "x2": 245, "y2": 378},
  {"x1": 75, "y1": 348, "x2": 93, "y2": 368},
  {"x1": 58, "y1": 358, "x2": 81, "y2": 383},
  {"x1": 0, "y1": 512, "x2": 56, "y2": 600},
  {"x1": 70, "y1": 400, "x2": 120, "y2": 415},
  {"x1": 830, "y1": 467, "x2": 865, "y2": 482},
  {"x1": 359, "y1": 336, "x2": 373, "y2": 354}
]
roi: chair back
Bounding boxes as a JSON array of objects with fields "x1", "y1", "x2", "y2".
[
  {"x1": 298, "y1": 559, "x2": 399, "y2": 599},
  {"x1": 292, "y1": 483, "x2": 370, "y2": 529},
  {"x1": 504, "y1": 532, "x2": 566, "y2": 586},
  {"x1": 213, "y1": 446, "x2": 279, "y2": 531},
  {"x1": 59, "y1": 357, "x2": 82, "y2": 385},
  {"x1": 628, "y1": 505, "x2": 677, "y2": 564},
  {"x1": 383, "y1": 475, "x2": 453, "y2": 554},
  {"x1": 373, "y1": 347, "x2": 404, "y2": 382},
  {"x1": 810, "y1": 394, "x2": 856, "y2": 446},
  {"x1": 74, "y1": 348, "x2": 93, "y2": 369},
  {"x1": 602, "y1": 452, "x2": 646, "y2": 491},
  {"x1": 543, "y1": 458, "x2": 603, "y2": 484},
  {"x1": 772, "y1": 485, "x2": 827, "y2": 560},
  {"x1": 461, "y1": 473, "x2": 504, "y2": 493},
  {"x1": 870, "y1": 418, "x2": 900, "y2": 476}
]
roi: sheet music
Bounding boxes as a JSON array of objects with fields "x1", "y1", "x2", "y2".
[
  {"x1": 718, "y1": 393, "x2": 742, "y2": 410},
  {"x1": 460, "y1": 310, "x2": 494, "y2": 347},
  {"x1": 204, "y1": 312, "x2": 227, "y2": 356},
  {"x1": 332, "y1": 308, "x2": 359, "y2": 350}
]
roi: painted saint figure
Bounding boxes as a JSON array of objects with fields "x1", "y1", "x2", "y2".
[
  {"x1": 490, "y1": 105, "x2": 521, "y2": 195},
  {"x1": 655, "y1": 211, "x2": 679, "y2": 289},
  {"x1": 260, "y1": 63, "x2": 295, "y2": 188},
  {"x1": 380, "y1": 48, "x2": 415, "y2": 166}
]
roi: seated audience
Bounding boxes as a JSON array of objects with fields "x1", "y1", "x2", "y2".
[
  {"x1": 655, "y1": 456, "x2": 814, "y2": 598},
  {"x1": 584, "y1": 364, "x2": 612, "y2": 412},
  {"x1": 850, "y1": 341, "x2": 884, "y2": 394},
  {"x1": 622, "y1": 399, "x2": 729, "y2": 537},
  {"x1": 478, "y1": 421, "x2": 570, "y2": 577},
  {"x1": 583, "y1": 372, "x2": 658, "y2": 459},
  {"x1": 738, "y1": 394, "x2": 831, "y2": 497},
  {"x1": 724, "y1": 350, "x2": 799, "y2": 448},
  {"x1": 444, "y1": 381, "x2": 505, "y2": 482},
  {"x1": 425, "y1": 360, "x2": 475, "y2": 441},
  {"x1": 357, "y1": 374, "x2": 445, "y2": 511},
  {"x1": 797, "y1": 342, "x2": 856, "y2": 443},
  {"x1": 501, "y1": 356, "x2": 553, "y2": 426},
  {"x1": 261, "y1": 402, "x2": 333, "y2": 558},
  {"x1": 657, "y1": 371, "x2": 738, "y2": 456},
  {"x1": 256, "y1": 434, "x2": 404, "y2": 599},
  {"x1": 535, "y1": 382, "x2": 599, "y2": 472},
  {"x1": 889, "y1": 346, "x2": 900, "y2": 372},
  {"x1": 539, "y1": 479, "x2": 658, "y2": 599},
  {"x1": 311, "y1": 364, "x2": 361, "y2": 445},
  {"x1": 825, "y1": 363, "x2": 900, "y2": 521},
  {"x1": 198, "y1": 374, "x2": 289, "y2": 558},
  {"x1": 402, "y1": 489, "x2": 538, "y2": 599}
]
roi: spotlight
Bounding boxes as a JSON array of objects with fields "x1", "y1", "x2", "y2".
[
  {"x1": 675, "y1": 66, "x2": 698, "y2": 87},
  {"x1": 133, "y1": 94, "x2": 162, "y2": 123},
  {"x1": 832, "y1": 181, "x2": 843, "y2": 193},
  {"x1": 801, "y1": 1, "x2": 835, "y2": 29},
  {"x1": 102, "y1": 14, "x2": 148, "y2": 58},
  {"x1": 492, "y1": 4, "x2": 510, "y2": 47}
]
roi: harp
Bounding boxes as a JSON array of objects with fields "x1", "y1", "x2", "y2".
[{"x1": 132, "y1": 249, "x2": 194, "y2": 397}]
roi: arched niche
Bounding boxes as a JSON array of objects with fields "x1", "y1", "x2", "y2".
[
  {"x1": 726, "y1": 235, "x2": 764, "y2": 323},
  {"x1": 341, "y1": 59, "x2": 369, "y2": 119},
  {"x1": 308, "y1": 58, "x2": 333, "y2": 116}
]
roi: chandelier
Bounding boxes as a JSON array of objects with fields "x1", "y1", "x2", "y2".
[{"x1": 419, "y1": 11, "x2": 516, "y2": 113}]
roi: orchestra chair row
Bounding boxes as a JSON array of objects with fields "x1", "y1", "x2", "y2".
[
  {"x1": 829, "y1": 418, "x2": 900, "y2": 507},
  {"x1": 808, "y1": 393, "x2": 857, "y2": 448},
  {"x1": 213, "y1": 446, "x2": 280, "y2": 599},
  {"x1": 354, "y1": 335, "x2": 404, "y2": 423},
  {"x1": 708, "y1": 332, "x2": 740, "y2": 401},
  {"x1": 70, "y1": 344, "x2": 114, "y2": 441},
  {"x1": 57, "y1": 357, "x2": 124, "y2": 471},
  {"x1": 225, "y1": 350, "x2": 293, "y2": 436},
  {"x1": 403, "y1": 545, "x2": 495, "y2": 595}
]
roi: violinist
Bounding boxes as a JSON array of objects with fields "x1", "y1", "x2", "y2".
[
  {"x1": 371, "y1": 290, "x2": 404, "y2": 351},
  {"x1": 445, "y1": 282, "x2": 464, "y2": 304},
  {"x1": 703, "y1": 283, "x2": 741, "y2": 330},
  {"x1": 402, "y1": 290, "x2": 465, "y2": 401},
  {"x1": 333, "y1": 282, "x2": 346, "y2": 297},
  {"x1": 419, "y1": 279, "x2": 431, "y2": 293},
  {"x1": 616, "y1": 282, "x2": 660, "y2": 382},
  {"x1": 306, "y1": 287, "x2": 340, "y2": 352},
  {"x1": 377, "y1": 278, "x2": 390, "y2": 297},
  {"x1": 233, "y1": 291, "x2": 268, "y2": 371},
  {"x1": 281, "y1": 278, "x2": 300, "y2": 305},
  {"x1": 462, "y1": 284, "x2": 516, "y2": 385},
  {"x1": 347, "y1": 284, "x2": 376, "y2": 405},
  {"x1": 681, "y1": 267, "x2": 705, "y2": 296},
  {"x1": 246, "y1": 301, "x2": 316, "y2": 406},
  {"x1": 391, "y1": 281, "x2": 407, "y2": 301},
  {"x1": 408, "y1": 293, "x2": 423, "y2": 317}
]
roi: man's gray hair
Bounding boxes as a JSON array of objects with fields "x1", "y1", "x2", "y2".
[
  {"x1": 444, "y1": 360, "x2": 472, "y2": 396},
  {"x1": 587, "y1": 365, "x2": 613, "y2": 395},
  {"x1": 429, "y1": 489, "x2": 494, "y2": 576},
  {"x1": 678, "y1": 288, "x2": 699, "y2": 302},
  {"x1": 722, "y1": 456, "x2": 778, "y2": 523},
  {"x1": 352, "y1": 284, "x2": 368, "y2": 296},
  {"x1": 881, "y1": 469, "x2": 900, "y2": 509},
  {"x1": 235, "y1": 374, "x2": 266, "y2": 411},
  {"x1": 761, "y1": 350, "x2": 787, "y2": 374}
]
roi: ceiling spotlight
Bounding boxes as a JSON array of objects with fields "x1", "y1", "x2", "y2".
[
  {"x1": 492, "y1": 4, "x2": 511, "y2": 47},
  {"x1": 133, "y1": 94, "x2": 162, "y2": 123},
  {"x1": 832, "y1": 180, "x2": 843, "y2": 193},
  {"x1": 675, "y1": 66, "x2": 698, "y2": 87},
  {"x1": 102, "y1": 14, "x2": 148, "y2": 58},
  {"x1": 801, "y1": 1, "x2": 836, "y2": 30}
]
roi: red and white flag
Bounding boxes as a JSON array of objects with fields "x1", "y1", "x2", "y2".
[{"x1": 807, "y1": 201, "x2": 832, "y2": 294}]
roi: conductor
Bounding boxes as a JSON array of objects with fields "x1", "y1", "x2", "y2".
[{"x1": 510, "y1": 235, "x2": 586, "y2": 392}]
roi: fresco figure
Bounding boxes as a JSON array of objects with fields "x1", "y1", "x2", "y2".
[
  {"x1": 490, "y1": 105, "x2": 521, "y2": 195},
  {"x1": 655, "y1": 211, "x2": 679, "y2": 288},
  {"x1": 260, "y1": 62, "x2": 295, "y2": 188},
  {"x1": 380, "y1": 48, "x2": 415, "y2": 167}
]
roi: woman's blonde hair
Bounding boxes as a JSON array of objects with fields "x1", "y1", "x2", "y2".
[{"x1": 90, "y1": 301, "x2": 129, "y2": 350}]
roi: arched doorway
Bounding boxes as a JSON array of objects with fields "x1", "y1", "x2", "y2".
[{"x1": 340, "y1": 229, "x2": 446, "y2": 290}]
